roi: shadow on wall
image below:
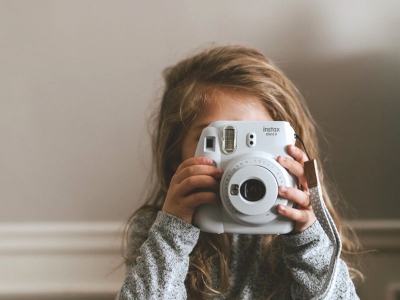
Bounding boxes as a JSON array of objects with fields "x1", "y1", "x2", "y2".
[
  {"x1": 248, "y1": 2, "x2": 399, "y2": 220},
  {"x1": 283, "y1": 54, "x2": 400, "y2": 220}
]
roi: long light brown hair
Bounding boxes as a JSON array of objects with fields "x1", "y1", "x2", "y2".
[{"x1": 124, "y1": 44, "x2": 362, "y2": 298}]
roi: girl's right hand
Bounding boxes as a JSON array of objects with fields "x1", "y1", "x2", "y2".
[{"x1": 162, "y1": 157, "x2": 223, "y2": 224}]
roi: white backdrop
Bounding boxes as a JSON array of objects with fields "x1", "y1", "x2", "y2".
[
  {"x1": 1, "y1": 1, "x2": 399, "y2": 299},
  {"x1": 1, "y1": 1, "x2": 400, "y2": 222}
]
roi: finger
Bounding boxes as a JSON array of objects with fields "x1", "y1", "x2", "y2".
[
  {"x1": 186, "y1": 191, "x2": 220, "y2": 208},
  {"x1": 279, "y1": 186, "x2": 311, "y2": 208},
  {"x1": 287, "y1": 145, "x2": 309, "y2": 165},
  {"x1": 180, "y1": 175, "x2": 220, "y2": 195},
  {"x1": 174, "y1": 165, "x2": 223, "y2": 184},
  {"x1": 277, "y1": 204, "x2": 310, "y2": 223},
  {"x1": 277, "y1": 156, "x2": 308, "y2": 189},
  {"x1": 175, "y1": 157, "x2": 214, "y2": 174}
]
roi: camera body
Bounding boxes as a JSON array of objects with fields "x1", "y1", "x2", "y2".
[{"x1": 192, "y1": 121, "x2": 297, "y2": 234}]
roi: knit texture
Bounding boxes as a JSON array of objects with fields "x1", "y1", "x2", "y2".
[{"x1": 116, "y1": 211, "x2": 358, "y2": 300}]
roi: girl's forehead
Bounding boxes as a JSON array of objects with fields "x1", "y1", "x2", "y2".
[{"x1": 192, "y1": 91, "x2": 273, "y2": 129}]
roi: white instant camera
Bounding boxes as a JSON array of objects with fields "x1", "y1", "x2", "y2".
[{"x1": 192, "y1": 121, "x2": 297, "y2": 234}]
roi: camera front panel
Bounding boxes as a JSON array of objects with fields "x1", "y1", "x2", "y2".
[{"x1": 194, "y1": 121, "x2": 297, "y2": 232}]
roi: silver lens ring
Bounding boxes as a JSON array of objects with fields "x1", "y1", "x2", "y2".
[{"x1": 220, "y1": 155, "x2": 294, "y2": 225}]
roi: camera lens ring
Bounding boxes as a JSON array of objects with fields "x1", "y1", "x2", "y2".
[
  {"x1": 223, "y1": 164, "x2": 278, "y2": 216},
  {"x1": 220, "y1": 156, "x2": 295, "y2": 223}
]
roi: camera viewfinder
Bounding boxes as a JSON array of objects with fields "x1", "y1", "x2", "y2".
[{"x1": 206, "y1": 137, "x2": 215, "y2": 151}]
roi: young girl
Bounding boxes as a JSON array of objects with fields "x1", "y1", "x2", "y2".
[{"x1": 116, "y1": 45, "x2": 361, "y2": 299}]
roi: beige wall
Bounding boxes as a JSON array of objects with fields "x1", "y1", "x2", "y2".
[{"x1": 1, "y1": 1, "x2": 399, "y2": 299}]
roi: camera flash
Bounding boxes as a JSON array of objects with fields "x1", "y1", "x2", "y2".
[{"x1": 223, "y1": 125, "x2": 237, "y2": 154}]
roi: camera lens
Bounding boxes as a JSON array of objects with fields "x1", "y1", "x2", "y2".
[{"x1": 240, "y1": 179, "x2": 266, "y2": 202}]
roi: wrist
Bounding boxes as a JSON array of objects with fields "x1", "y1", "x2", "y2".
[{"x1": 161, "y1": 206, "x2": 194, "y2": 224}]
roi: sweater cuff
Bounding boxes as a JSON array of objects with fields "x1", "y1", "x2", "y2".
[
  {"x1": 282, "y1": 220, "x2": 325, "y2": 247},
  {"x1": 151, "y1": 211, "x2": 200, "y2": 251}
]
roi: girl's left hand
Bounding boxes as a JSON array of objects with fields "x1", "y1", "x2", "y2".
[{"x1": 277, "y1": 145, "x2": 317, "y2": 233}]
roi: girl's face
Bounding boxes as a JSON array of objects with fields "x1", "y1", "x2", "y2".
[{"x1": 180, "y1": 89, "x2": 273, "y2": 162}]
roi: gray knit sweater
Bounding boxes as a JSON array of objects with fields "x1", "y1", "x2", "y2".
[{"x1": 116, "y1": 211, "x2": 358, "y2": 299}]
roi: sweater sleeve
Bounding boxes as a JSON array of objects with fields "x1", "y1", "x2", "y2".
[
  {"x1": 116, "y1": 211, "x2": 200, "y2": 300},
  {"x1": 282, "y1": 220, "x2": 359, "y2": 300}
]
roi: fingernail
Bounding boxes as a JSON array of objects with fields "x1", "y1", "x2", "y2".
[
  {"x1": 291, "y1": 145, "x2": 297, "y2": 152},
  {"x1": 280, "y1": 186, "x2": 287, "y2": 193},
  {"x1": 279, "y1": 156, "x2": 286, "y2": 161},
  {"x1": 279, "y1": 204, "x2": 286, "y2": 212},
  {"x1": 204, "y1": 157, "x2": 212, "y2": 165}
]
